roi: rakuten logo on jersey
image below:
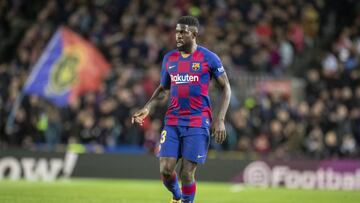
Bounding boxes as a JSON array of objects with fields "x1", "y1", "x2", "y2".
[{"x1": 170, "y1": 74, "x2": 199, "y2": 84}]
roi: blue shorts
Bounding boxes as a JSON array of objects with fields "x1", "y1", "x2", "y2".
[{"x1": 158, "y1": 125, "x2": 210, "y2": 164}]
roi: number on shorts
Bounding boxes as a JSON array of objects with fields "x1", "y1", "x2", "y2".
[{"x1": 160, "y1": 130, "x2": 167, "y2": 144}]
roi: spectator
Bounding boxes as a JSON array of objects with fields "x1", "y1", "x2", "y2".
[{"x1": 0, "y1": 0, "x2": 359, "y2": 161}]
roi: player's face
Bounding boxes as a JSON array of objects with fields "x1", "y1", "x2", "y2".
[{"x1": 176, "y1": 24, "x2": 195, "y2": 52}]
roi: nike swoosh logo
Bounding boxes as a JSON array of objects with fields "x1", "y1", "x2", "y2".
[
  {"x1": 197, "y1": 155, "x2": 205, "y2": 159},
  {"x1": 169, "y1": 65, "x2": 176, "y2": 69}
]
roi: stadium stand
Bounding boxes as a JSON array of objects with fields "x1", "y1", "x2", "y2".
[{"x1": 0, "y1": 0, "x2": 359, "y2": 160}]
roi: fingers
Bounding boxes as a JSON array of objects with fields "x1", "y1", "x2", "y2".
[
  {"x1": 218, "y1": 131, "x2": 224, "y2": 143},
  {"x1": 132, "y1": 114, "x2": 140, "y2": 124},
  {"x1": 131, "y1": 115, "x2": 138, "y2": 124},
  {"x1": 135, "y1": 116, "x2": 144, "y2": 125},
  {"x1": 215, "y1": 131, "x2": 220, "y2": 143},
  {"x1": 132, "y1": 115, "x2": 145, "y2": 125},
  {"x1": 214, "y1": 130, "x2": 226, "y2": 144},
  {"x1": 131, "y1": 112, "x2": 140, "y2": 124},
  {"x1": 220, "y1": 130, "x2": 227, "y2": 143},
  {"x1": 216, "y1": 131, "x2": 220, "y2": 143},
  {"x1": 132, "y1": 109, "x2": 147, "y2": 125}
]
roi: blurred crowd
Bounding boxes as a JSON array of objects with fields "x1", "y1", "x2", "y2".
[
  {"x1": 227, "y1": 17, "x2": 360, "y2": 159},
  {"x1": 0, "y1": 0, "x2": 359, "y2": 159}
]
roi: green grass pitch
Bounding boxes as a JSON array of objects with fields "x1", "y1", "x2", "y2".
[{"x1": 0, "y1": 178, "x2": 359, "y2": 203}]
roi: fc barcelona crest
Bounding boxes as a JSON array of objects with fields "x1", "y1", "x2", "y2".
[{"x1": 192, "y1": 62, "x2": 200, "y2": 71}]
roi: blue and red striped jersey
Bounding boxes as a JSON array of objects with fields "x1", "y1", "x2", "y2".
[{"x1": 160, "y1": 45, "x2": 225, "y2": 128}]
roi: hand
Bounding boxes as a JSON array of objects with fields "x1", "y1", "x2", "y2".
[
  {"x1": 131, "y1": 107, "x2": 149, "y2": 126},
  {"x1": 211, "y1": 119, "x2": 227, "y2": 144}
]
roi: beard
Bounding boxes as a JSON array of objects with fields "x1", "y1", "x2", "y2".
[{"x1": 177, "y1": 42, "x2": 192, "y2": 52}]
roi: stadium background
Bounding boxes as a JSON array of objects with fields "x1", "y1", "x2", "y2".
[{"x1": 1, "y1": 0, "x2": 360, "y2": 202}]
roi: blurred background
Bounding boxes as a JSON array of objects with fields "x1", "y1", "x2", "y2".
[
  {"x1": 1, "y1": 0, "x2": 360, "y2": 191},
  {"x1": 2, "y1": 0, "x2": 360, "y2": 159}
]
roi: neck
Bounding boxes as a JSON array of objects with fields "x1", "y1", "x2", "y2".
[{"x1": 181, "y1": 42, "x2": 197, "y2": 54}]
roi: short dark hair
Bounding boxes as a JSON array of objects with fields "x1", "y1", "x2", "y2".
[{"x1": 177, "y1": 16, "x2": 200, "y2": 29}]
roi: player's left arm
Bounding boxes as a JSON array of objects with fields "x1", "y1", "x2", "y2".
[{"x1": 212, "y1": 72, "x2": 231, "y2": 144}]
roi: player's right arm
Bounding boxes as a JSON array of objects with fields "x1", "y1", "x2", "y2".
[
  {"x1": 131, "y1": 85, "x2": 168, "y2": 125},
  {"x1": 132, "y1": 53, "x2": 171, "y2": 126}
]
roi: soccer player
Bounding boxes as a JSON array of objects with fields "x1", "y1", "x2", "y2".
[{"x1": 132, "y1": 16, "x2": 231, "y2": 203}]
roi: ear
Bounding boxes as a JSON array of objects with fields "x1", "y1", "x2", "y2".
[{"x1": 192, "y1": 31, "x2": 198, "y2": 38}]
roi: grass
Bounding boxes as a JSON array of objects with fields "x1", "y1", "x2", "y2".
[{"x1": 0, "y1": 178, "x2": 359, "y2": 203}]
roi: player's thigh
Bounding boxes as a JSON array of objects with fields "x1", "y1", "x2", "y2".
[
  {"x1": 158, "y1": 126, "x2": 181, "y2": 159},
  {"x1": 181, "y1": 132, "x2": 210, "y2": 164}
]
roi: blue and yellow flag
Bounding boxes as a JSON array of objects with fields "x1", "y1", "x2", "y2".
[{"x1": 24, "y1": 27, "x2": 110, "y2": 106}]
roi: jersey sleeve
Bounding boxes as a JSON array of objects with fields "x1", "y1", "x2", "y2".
[
  {"x1": 208, "y1": 52, "x2": 225, "y2": 78},
  {"x1": 160, "y1": 55, "x2": 170, "y2": 88}
]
